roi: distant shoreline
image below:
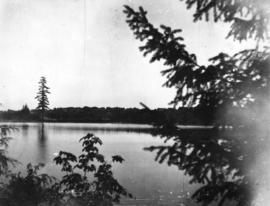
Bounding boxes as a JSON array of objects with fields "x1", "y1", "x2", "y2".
[{"x1": 0, "y1": 106, "x2": 215, "y2": 125}]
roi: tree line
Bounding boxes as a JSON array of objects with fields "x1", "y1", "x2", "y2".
[{"x1": 0, "y1": 105, "x2": 251, "y2": 125}]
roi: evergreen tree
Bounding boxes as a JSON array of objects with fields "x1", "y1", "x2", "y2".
[
  {"x1": 35, "y1": 76, "x2": 50, "y2": 122},
  {"x1": 20, "y1": 104, "x2": 30, "y2": 115},
  {"x1": 124, "y1": 1, "x2": 270, "y2": 205},
  {"x1": 124, "y1": 1, "x2": 270, "y2": 124}
]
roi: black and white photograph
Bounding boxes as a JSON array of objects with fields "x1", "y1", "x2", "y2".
[{"x1": 0, "y1": 0, "x2": 269, "y2": 205}]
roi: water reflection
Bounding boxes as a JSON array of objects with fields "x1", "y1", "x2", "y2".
[
  {"x1": 5, "y1": 122, "x2": 266, "y2": 205},
  {"x1": 21, "y1": 124, "x2": 29, "y2": 138},
  {"x1": 5, "y1": 123, "x2": 191, "y2": 205},
  {"x1": 37, "y1": 123, "x2": 48, "y2": 163},
  {"x1": 147, "y1": 124, "x2": 269, "y2": 205}
]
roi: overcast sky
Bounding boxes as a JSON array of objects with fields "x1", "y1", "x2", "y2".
[{"x1": 0, "y1": 0, "x2": 255, "y2": 110}]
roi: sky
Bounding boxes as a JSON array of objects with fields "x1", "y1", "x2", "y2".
[{"x1": 0, "y1": 0, "x2": 255, "y2": 110}]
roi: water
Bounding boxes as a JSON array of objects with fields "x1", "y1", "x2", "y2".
[{"x1": 2, "y1": 122, "x2": 197, "y2": 205}]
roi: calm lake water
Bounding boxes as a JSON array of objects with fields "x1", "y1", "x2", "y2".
[{"x1": 2, "y1": 122, "x2": 198, "y2": 205}]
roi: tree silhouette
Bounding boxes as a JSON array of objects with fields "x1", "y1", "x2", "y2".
[
  {"x1": 35, "y1": 76, "x2": 50, "y2": 122},
  {"x1": 124, "y1": 1, "x2": 270, "y2": 205},
  {"x1": 21, "y1": 104, "x2": 30, "y2": 115},
  {"x1": 124, "y1": 2, "x2": 270, "y2": 125}
]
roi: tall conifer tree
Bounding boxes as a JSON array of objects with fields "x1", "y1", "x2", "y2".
[{"x1": 35, "y1": 76, "x2": 50, "y2": 122}]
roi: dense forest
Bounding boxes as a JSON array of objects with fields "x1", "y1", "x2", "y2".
[{"x1": 0, "y1": 105, "x2": 248, "y2": 125}]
